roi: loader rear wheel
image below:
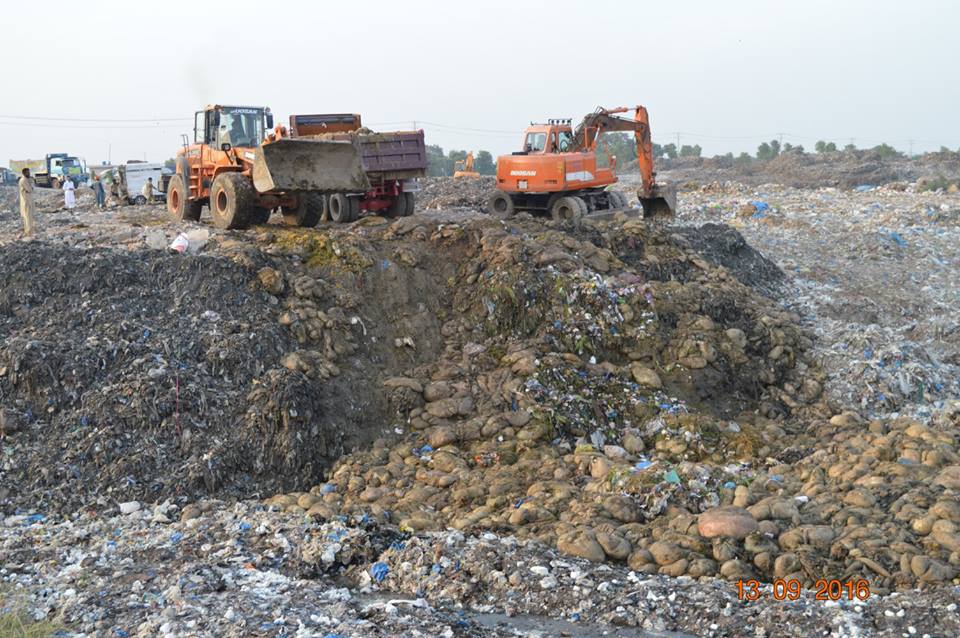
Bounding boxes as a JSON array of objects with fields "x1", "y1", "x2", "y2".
[
  {"x1": 386, "y1": 194, "x2": 408, "y2": 218},
  {"x1": 167, "y1": 174, "x2": 202, "y2": 222},
  {"x1": 210, "y1": 172, "x2": 256, "y2": 230},
  {"x1": 551, "y1": 196, "x2": 583, "y2": 222},
  {"x1": 282, "y1": 193, "x2": 324, "y2": 227},
  {"x1": 487, "y1": 190, "x2": 515, "y2": 219},
  {"x1": 403, "y1": 192, "x2": 416, "y2": 216},
  {"x1": 328, "y1": 193, "x2": 357, "y2": 223}
]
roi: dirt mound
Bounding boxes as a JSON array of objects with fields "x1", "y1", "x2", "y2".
[{"x1": 672, "y1": 223, "x2": 784, "y2": 296}]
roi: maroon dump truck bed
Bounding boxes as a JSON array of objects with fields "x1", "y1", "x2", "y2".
[{"x1": 289, "y1": 114, "x2": 427, "y2": 181}]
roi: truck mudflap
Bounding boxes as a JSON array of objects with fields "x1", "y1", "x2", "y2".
[{"x1": 252, "y1": 138, "x2": 371, "y2": 194}]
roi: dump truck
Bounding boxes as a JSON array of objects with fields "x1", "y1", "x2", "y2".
[
  {"x1": 488, "y1": 105, "x2": 676, "y2": 221},
  {"x1": 10, "y1": 153, "x2": 89, "y2": 188},
  {"x1": 288, "y1": 113, "x2": 427, "y2": 222},
  {"x1": 167, "y1": 104, "x2": 370, "y2": 229}
]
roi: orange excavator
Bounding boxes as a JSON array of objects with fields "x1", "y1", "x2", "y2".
[
  {"x1": 453, "y1": 152, "x2": 480, "y2": 178},
  {"x1": 488, "y1": 105, "x2": 676, "y2": 221},
  {"x1": 167, "y1": 104, "x2": 370, "y2": 229}
]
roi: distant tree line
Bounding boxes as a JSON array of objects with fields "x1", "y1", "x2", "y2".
[{"x1": 424, "y1": 135, "x2": 952, "y2": 177}]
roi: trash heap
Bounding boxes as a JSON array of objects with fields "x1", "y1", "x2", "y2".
[
  {"x1": 269, "y1": 211, "x2": 960, "y2": 591},
  {"x1": 418, "y1": 176, "x2": 496, "y2": 210},
  {"x1": 676, "y1": 181, "x2": 960, "y2": 418}
]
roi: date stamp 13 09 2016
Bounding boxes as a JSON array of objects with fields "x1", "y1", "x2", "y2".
[{"x1": 736, "y1": 579, "x2": 871, "y2": 602}]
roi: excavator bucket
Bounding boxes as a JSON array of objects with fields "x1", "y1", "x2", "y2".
[
  {"x1": 252, "y1": 138, "x2": 371, "y2": 193},
  {"x1": 639, "y1": 182, "x2": 677, "y2": 219}
]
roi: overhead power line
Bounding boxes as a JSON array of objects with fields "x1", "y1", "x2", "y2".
[{"x1": 0, "y1": 114, "x2": 191, "y2": 123}]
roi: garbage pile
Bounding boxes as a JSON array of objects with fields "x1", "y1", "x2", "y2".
[
  {"x1": 418, "y1": 176, "x2": 495, "y2": 210},
  {"x1": 0, "y1": 241, "x2": 382, "y2": 513},
  {"x1": 3, "y1": 177, "x2": 960, "y2": 635},
  {"x1": 677, "y1": 181, "x2": 960, "y2": 418},
  {"x1": 630, "y1": 149, "x2": 960, "y2": 190},
  {"x1": 5, "y1": 500, "x2": 956, "y2": 637}
]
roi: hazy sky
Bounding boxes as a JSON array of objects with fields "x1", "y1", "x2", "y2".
[{"x1": 3, "y1": 0, "x2": 958, "y2": 166}]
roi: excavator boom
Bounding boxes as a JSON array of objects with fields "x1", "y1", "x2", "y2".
[{"x1": 570, "y1": 106, "x2": 676, "y2": 218}]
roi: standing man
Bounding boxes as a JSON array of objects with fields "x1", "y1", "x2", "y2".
[
  {"x1": 91, "y1": 175, "x2": 106, "y2": 209},
  {"x1": 63, "y1": 177, "x2": 77, "y2": 209},
  {"x1": 141, "y1": 177, "x2": 159, "y2": 204},
  {"x1": 18, "y1": 168, "x2": 36, "y2": 238}
]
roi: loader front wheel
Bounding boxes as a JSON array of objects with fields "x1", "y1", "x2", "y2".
[
  {"x1": 551, "y1": 196, "x2": 583, "y2": 222},
  {"x1": 167, "y1": 174, "x2": 202, "y2": 222},
  {"x1": 328, "y1": 193, "x2": 357, "y2": 223},
  {"x1": 282, "y1": 193, "x2": 324, "y2": 227},
  {"x1": 487, "y1": 190, "x2": 514, "y2": 219},
  {"x1": 210, "y1": 172, "x2": 256, "y2": 230}
]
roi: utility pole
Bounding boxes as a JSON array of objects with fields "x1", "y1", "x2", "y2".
[
  {"x1": 909, "y1": 139, "x2": 914, "y2": 157},
  {"x1": 676, "y1": 132, "x2": 680, "y2": 150},
  {"x1": 778, "y1": 132, "x2": 783, "y2": 146}
]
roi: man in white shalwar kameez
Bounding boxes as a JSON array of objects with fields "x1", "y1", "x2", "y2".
[{"x1": 63, "y1": 178, "x2": 77, "y2": 209}]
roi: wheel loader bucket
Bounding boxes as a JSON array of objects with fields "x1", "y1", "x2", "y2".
[
  {"x1": 252, "y1": 138, "x2": 371, "y2": 194},
  {"x1": 639, "y1": 183, "x2": 677, "y2": 219}
]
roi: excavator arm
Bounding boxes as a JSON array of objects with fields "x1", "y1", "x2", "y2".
[{"x1": 570, "y1": 106, "x2": 676, "y2": 218}]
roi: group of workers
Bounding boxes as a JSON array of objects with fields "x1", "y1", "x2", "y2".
[{"x1": 17, "y1": 167, "x2": 161, "y2": 239}]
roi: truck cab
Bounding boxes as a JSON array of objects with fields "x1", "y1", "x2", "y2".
[{"x1": 46, "y1": 153, "x2": 88, "y2": 186}]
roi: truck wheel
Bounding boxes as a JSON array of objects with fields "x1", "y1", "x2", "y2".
[
  {"x1": 551, "y1": 196, "x2": 583, "y2": 222},
  {"x1": 386, "y1": 193, "x2": 408, "y2": 218},
  {"x1": 403, "y1": 192, "x2": 416, "y2": 216},
  {"x1": 328, "y1": 193, "x2": 357, "y2": 223},
  {"x1": 282, "y1": 193, "x2": 324, "y2": 227},
  {"x1": 487, "y1": 190, "x2": 515, "y2": 219},
  {"x1": 210, "y1": 172, "x2": 256, "y2": 230},
  {"x1": 252, "y1": 207, "x2": 272, "y2": 224},
  {"x1": 167, "y1": 175, "x2": 202, "y2": 222}
]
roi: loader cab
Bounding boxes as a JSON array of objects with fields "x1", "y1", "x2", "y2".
[
  {"x1": 194, "y1": 105, "x2": 274, "y2": 150},
  {"x1": 520, "y1": 119, "x2": 574, "y2": 155}
]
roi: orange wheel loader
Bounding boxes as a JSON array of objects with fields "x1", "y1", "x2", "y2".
[
  {"x1": 488, "y1": 105, "x2": 676, "y2": 221},
  {"x1": 167, "y1": 104, "x2": 371, "y2": 230}
]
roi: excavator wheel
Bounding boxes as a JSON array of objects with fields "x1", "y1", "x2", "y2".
[
  {"x1": 608, "y1": 190, "x2": 629, "y2": 210},
  {"x1": 386, "y1": 193, "x2": 408, "y2": 218},
  {"x1": 282, "y1": 193, "x2": 324, "y2": 227},
  {"x1": 403, "y1": 192, "x2": 416, "y2": 216},
  {"x1": 487, "y1": 190, "x2": 515, "y2": 219},
  {"x1": 550, "y1": 196, "x2": 584, "y2": 222},
  {"x1": 210, "y1": 172, "x2": 256, "y2": 230},
  {"x1": 167, "y1": 174, "x2": 202, "y2": 222},
  {"x1": 575, "y1": 196, "x2": 589, "y2": 216},
  {"x1": 328, "y1": 193, "x2": 358, "y2": 223}
]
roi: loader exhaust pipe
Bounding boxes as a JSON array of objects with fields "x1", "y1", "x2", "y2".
[{"x1": 252, "y1": 138, "x2": 371, "y2": 194}]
